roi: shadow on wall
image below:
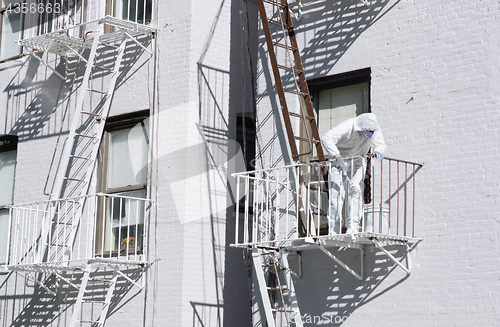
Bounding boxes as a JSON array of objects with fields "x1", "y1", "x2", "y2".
[
  {"x1": 2, "y1": 36, "x2": 152, "y2": 142},
  {"x1": 288, "y1": 245, "x2": 410, "y2": 326},
  {"x1": 0, "y1": 268, "x2": 144, "y2": 326},
  {"x1": 297, "y1": 0, "x2": 401, "y2": 79}
]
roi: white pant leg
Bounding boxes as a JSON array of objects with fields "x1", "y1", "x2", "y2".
[
  {"x1": 328, "y1": 167, "x2": 344, "y2": 235},
  {"x1": 345, "y1": 157, "x2": 366, "y2": 233}
]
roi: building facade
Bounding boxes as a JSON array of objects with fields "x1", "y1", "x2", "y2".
[{"x1": 0, "y1": 0, "x2": 499, "y2": 326}]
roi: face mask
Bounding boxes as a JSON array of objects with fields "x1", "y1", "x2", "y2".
[{"x1": 359, "y1": 130, "x2": 374, "y2": 139}]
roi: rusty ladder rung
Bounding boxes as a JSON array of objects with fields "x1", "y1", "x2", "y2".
[
  {"x1": 262, "y1": 0, "x2": 286, "y2": 8},
  {"x1": 268, "y1": 19, "x2": 291, "y2": 29},
  {"x1": 273, "y1": 41, "x2": 298, "y2": 52},
  {"x1": 289, "y1": 112, "x2": 315, "y2": 120},
  {"x1": 284, "y1": 88, "x2": 308, "y2": 97},
  {"x1": 277, "y1": 64, "x2": 302, "y2": 75},
  {"x1": 295, "y1": 136, "x2": 320, "y2": 144}
]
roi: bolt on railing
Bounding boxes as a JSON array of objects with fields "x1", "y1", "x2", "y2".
[{"x1": 232, "y1": 155, "x2": 423, "y2": 248}]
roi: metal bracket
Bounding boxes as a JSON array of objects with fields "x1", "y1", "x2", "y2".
[
  {"x1": 371, "y1": 238, "x2": 411, "y2": 275},
  {"x1": 317, "y1": 241, "x2": 364, "y2": 281},
  {"x1": 22, "y1": 272, "x2": 57, "y2": 296},
  {"x1": 25, "y1": 47, "x2": 65, "y2": 80}
]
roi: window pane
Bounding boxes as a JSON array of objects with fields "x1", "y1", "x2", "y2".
[
  {"x1": 1, "y1": 3, "x2": 23, "y2": 60},
  {"x1": 114, "y1": 0, "x2": 152, "y2": 23},
  {"x1": 317, "y1": 82, "x2": 369, "y2": 136},
  {"x1": 106, "y1": 121, "x2": 148, "y2": 189},
  {"x1": 0, "y1": 150, "x2": 16, "y2": 206},
  {"x1": 0, "y1": 209, "x2": 9, "y2": 264},
  {"x1": 103, "y1": 189, "x2": 146, "y2": 253}
]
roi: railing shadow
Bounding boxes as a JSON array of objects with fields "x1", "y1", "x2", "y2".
[
  {"x1": 2, "y1": 267, "x2": 144, "y2": 326},
  {"x1": 296, "y1": 0, "x2": 401, "y2": 79},
  {"x1": 289, "y1": 244, "x2": 412, "y2": 325},
  {"x1": 2, "y1": 34, "x2": 152, "y2": 144}
]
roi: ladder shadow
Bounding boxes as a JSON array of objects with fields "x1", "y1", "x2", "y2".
[
  {"x1": 289, "y1": 244, "x2": 412, "y2": 325},
  {"x1": 4, "y1": 267, "x2": 144, "y2": 326}
]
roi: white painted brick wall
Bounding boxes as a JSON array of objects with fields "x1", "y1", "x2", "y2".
[{"x1": 256, "y1": 0, "x2": 500, "y2": 325}]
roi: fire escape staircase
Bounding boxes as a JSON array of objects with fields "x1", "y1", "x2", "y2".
[
  {"x1": 252, "y1": 248, "x2": 303, "y2": 327},
  {"x1": 11, "y1": 16, "x2": 156, "y2": 327}
]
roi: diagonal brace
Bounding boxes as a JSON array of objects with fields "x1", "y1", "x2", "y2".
[
  {"x1": 371, "y1": 238, "x2": 411, "y2": 275},
  {"x1": 22, "y1": 272, "x2": 57, "y2": 296},
  {"x1": 25, "y1": 47, "x2": 65, "y2": 80},
  {"x1": 317, "y1": 243, "x2": 364, "y2": 280}
]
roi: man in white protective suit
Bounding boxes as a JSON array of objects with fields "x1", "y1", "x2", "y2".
[{"x1": 321, "y1": 113, "x2": 387, "y2": 234}]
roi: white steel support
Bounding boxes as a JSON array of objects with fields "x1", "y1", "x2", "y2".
[
  {"x1": 317, "y1": 241, "x2": 364, "y2": 281},
  {"x1": 25, "y1": 48, "x2": 65, "y2": 80},
  {"x1": 252, "y1": 248, "x2": 276, "y2": 327},
  {"x1": 371, "y1": 238, "x2": 411, "y2": 275},
  {"x1": 279, "y1": 248, "x2": 303, "y2": 327},
  {"x1": 68, "y1": 265, "x2": 91, "y2": 327}
]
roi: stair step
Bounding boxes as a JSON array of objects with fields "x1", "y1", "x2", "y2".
[
  {"x1": 81, "y1": 111, "x2": 105, "y2": 119},
  {"x1": 75, "y1": 133, "x2": 96, "y2": 139},
  {"x1": 272, "y1": 308, "x2": 295, "y2": 313},
  {"x1": 93, "y1": 65, "x2": 113, "y2": 72},
  {"x1": 70, "y1": 155, "x2": 93, "y2": 161},
  {"x1": 82, "y1": 299, "x2": 107, "y2": 304},
  {"x1": 267, "y1": 286, "x2": 289, "y2": 291},
  {"x1": 87, "y1": 88, "x2": 110, "y2": 95},
  {"x1": 77, "y1": 320, "x2": 101, "y2": 324},
  {"x1": 273, "y1": 42, "x2": 298, "y2": 52},
  {"x1": 262, "y1": 0, "x2": 285, "y2": 8},
  {"x1": 289, "y1": 112, "x2": 315, "y2": 120},
  {"x1": 283, "y1": 88, "x2": 308, "y2": 97},
  {"x1": 277, "y1": 64, "x2": 303, "y2": 75},
  {"x1": 294, "y1": 136, "x2": 321, "y2": 144},
  {"x1": 268, "y1": 19, "x2": 291, "y2": 29},
  {"x1": 63, "y1": 177, "x2": 88, "y2": 183}
]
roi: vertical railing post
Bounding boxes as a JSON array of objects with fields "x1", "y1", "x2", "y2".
[{"x1": 235, "y1": 175, "x2": 240, "y2": 245}]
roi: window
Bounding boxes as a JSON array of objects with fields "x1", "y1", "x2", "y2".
[
  {"x1": 96, "y1": 111, "x2": 149, "y2": 256},
  {"x1": 306, "y1": 68, "x2": 372, "y2": 159},
  {"x1": 107, "y1": 0, "x2": 152, "y2": 24},
  {"x1": 0, "y1": 135, "x2": 17, "y2": 265},
  {"x1": 0, "y1": 0, "x2": 23, "y2": 61},
  {"x1": 302, "y1": 69, "x2": 372, "y2": 233}
]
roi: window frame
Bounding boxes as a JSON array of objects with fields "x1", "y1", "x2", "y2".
[{"x1": 95, "y1": 110, "x2": 150, "y2": 256}]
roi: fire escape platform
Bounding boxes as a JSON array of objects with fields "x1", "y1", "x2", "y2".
[
  {"x1": 18, "y1": 16, "x2": 156, "y2": 57},
  {"x1": 286, "y1": 232, "x2": 422, "y2": 251},
  {"x1": 6, "y1": 257, "x2": 148, "y2": 274}
]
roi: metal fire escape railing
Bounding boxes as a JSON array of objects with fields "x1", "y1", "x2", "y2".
[
  {"x1": 2, "y1": 4, "x2": 156, "y2": 326},
  {"x1": 5, "y1": 193, "x2": 152, "y2": 271},
  {"x1": 232, "y1": 155, "x2": 423, "y2": 248}
]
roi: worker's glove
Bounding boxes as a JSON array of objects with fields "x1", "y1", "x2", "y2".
[
  {"x1": 374, "y1": 151, "x2": 384, "y2": 161},
  {"x1": 332, "y1": 155, "x2": 346, "y2": 172}
]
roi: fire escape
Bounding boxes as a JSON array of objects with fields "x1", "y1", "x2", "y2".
[
  {"x1": 233, "y1": 1, "x2": 424, "y2": 326},
  {"x1": 3, "y1": 3, "x2": 155, "y2": 326}
]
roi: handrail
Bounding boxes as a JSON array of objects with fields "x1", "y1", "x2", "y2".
[
  {"x1": 6, "y1": 194, "x2": 152, "y2": 269},
  {"x1": 233, "y1": 155, "x2": 424, "y2": 247}
]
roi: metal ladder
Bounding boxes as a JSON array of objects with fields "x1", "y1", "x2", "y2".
[
  {"x1": 68, "y1": 265, "x2": 119, "y2": 327},
  {"x1": 252, "y1": 248, "x2": 303, "y2": 327},
  {"x1": 257, "y1": 0, "x2": 325, "y2": 162},
  {"x1": 38, "y1": 31, "x2": 129, "y2": 264}
]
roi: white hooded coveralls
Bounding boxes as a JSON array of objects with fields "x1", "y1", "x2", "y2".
[{"x1": 321, "y1": 113, "x2": 387, "y2": 234}]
